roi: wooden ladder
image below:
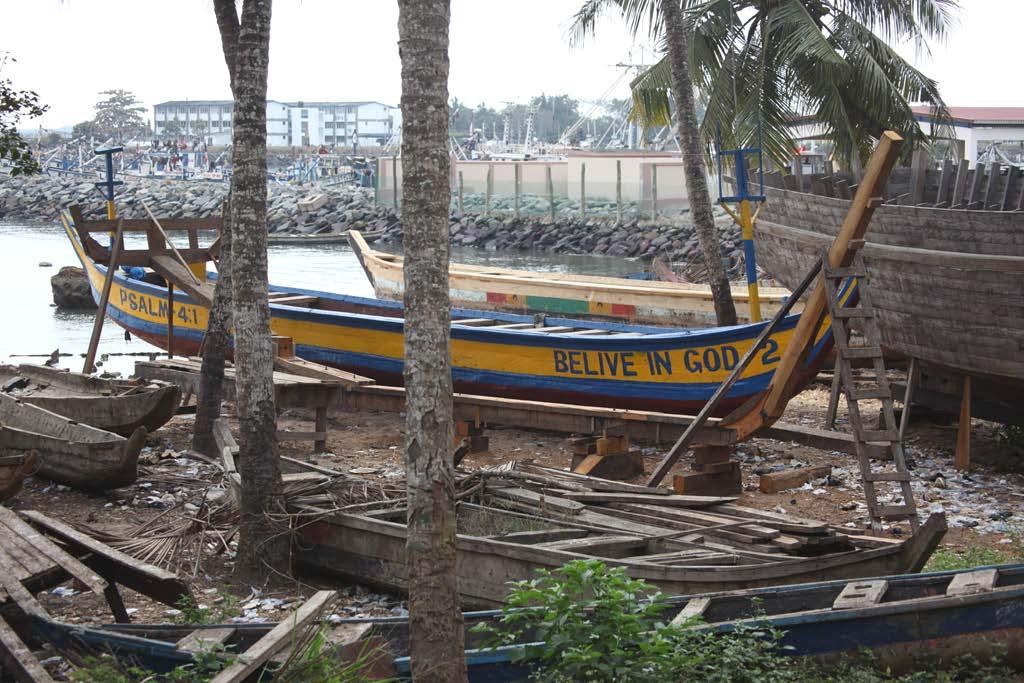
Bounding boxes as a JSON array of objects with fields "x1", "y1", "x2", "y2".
[{"x1": 821, "y1": 250, "x2": 918, "y2": 532}]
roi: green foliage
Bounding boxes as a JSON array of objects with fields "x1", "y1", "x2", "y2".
[
  {"x1": 72, "y1": 119, "x2": 101, "y2": 140},
  {"x1": 571, "y1": 0, "x2": 956, "y2": 166},
  {"x1": 163, "y1": 117, "x2": 183, "y2": 139},
  {"x1": 171, "y1": 591, "x2": 240, "y2": 625},
  {"x1": 0, "y1": 54, "x2": 47, "y2": 175},
  {"x1": 449, "y1": 94, "x2": 621, "y2": 145},
  {"x1": 799, "y1": 650, "x2": 1016, "y2": 682},
  {"x1": 191, "y1": 118, "x2": 209, "y2": 139},
  {"x1": 266, "y1": 625, "x2": 388, "y2": 683},
  {"x1": 70, "y1": 650, "x2": 229, "y2": 683},
  {"x1": 926, "y1": 544, "x2": 1022, "y2": 573},
  {"x1": 92, "y1": 88, "x2": 147, "y2": 143},
  {"x1": 473, "y1": 559, "x2": 794, "y2": 682}
]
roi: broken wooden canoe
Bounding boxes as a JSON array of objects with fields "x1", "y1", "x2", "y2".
[
  {"x1": 0, "y1": 393, "x2": 146, "y2": 490},
  {"x1": 291, "y1": 463, "x2": 946, "y2": 608},
  {"x1": 81, "y1": 561, "x2": 1021, "y2": 682},
  {"x1": 0, "y1": 452, "x2": 37, "y2": 502},
  {"x1": 0, "y1": 364, "x2": 180, "y2": 437},
  {"x1": 64, "y1": 213, "x2": 842, "y2": 416},
  {"x1": 349, "y1": 229, "x2": 794, "y2": 326}
]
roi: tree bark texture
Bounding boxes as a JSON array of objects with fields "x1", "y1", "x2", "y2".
[
  {"x1": 661, "y1": 0, "x2": 738, "y2": 326},
  {"x1": 225, "y1": 0, "x2": 288, "y2": 583},
  {"x1": 192, "y1": 203, "x2": 232, "y2": 456},
  {"x1": 396, "y1": 0, "x2": 467, "y2": 680}
]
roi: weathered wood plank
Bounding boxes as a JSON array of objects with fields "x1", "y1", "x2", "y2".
[
  {"x1": 832, "y1": 579, "x2": 888, "y2": 609},
  {"x1": 557, "y1": 491, "x2": 734, "y2": 507},
  {"x1": 946, "y1": 568, "x2": 998, "y2": 596},
  {"x1": 209, "y1": 591, "x2": 335, "y2": 683},
  {"x1": 758, "y1": 465, "x2": 831, "y2": 494},
  {"x1": 0, "y1": 616, "x2": 55, "y2": 683}
]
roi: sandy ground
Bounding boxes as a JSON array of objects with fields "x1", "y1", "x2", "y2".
[{"x1": 7, "y1": 369, "x2": 1023, "y2": 636}]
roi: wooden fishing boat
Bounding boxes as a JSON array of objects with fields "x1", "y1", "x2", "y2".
[
  {"x1": 59, "y1": 561, "x2": 1019, "y2": 682},
  {"x1": 0, "y1": 452, "x2": 37, "y2": 502},
  {"x1": 349, "y1": 230, "x2": 794, "y2": 326},
  {"x1": 62, "y1": 212, "x2": 841, "y2": 417},
  {"x1": 292, "y1": 461, "x2": 945, "y2": 608},
  {"x1": 0, "y1": 393, "x2": 146, "y2": 490},
  {"x1": 752, "y1": 176, "x2": 1024, "y2": 425},
  {"x1": 0, "y1": 364, "x2": 180, "y2": 437}
]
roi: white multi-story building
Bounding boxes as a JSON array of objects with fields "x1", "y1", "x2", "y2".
[{"x1": 153, "y1": 99, "x2": 399, "y2": 148}]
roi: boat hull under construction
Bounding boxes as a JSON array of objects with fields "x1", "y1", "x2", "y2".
[
  {"x1": 753, "y1": 183, "x2": 1024, "y2": 424},
  {"x1": 348, "y1": 230, "x2": 794, "y2": 326},
  {"x1": 64, "y1": 214, "x2": 839, "y2": 416}
]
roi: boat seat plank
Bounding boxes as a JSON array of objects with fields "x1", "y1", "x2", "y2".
[
  {"x1": 671, "y1": 597, "x2": 712, "y2": 625},
  {"x1": 558, "y1": 491, "x2": 735, "y2": 508},
  {"x1": 453, "y1": 318, "x2": 500, "y2": 326},
  {"x1": 946, "y1": 568, "x2": 998, "y2": 596},
  {"x1": 564, "y1": 329, "x2": 611, "y2": 336},
  {"x1": 833, "y1": 579, "x2": 888, "y2": 610},
  {"x1": 176, "y1": 627, "x2": 236, "y2": 652},
  {"x1": 528, "y1": 326, "x2": 577, "y2": 334},
  {"x1": 270, "y1": 295, "x2": 318, "y2": 307},
  {"x1": 536, "y1": 535, "x2": 646, "y2": 555},
  {"x1": 491, "y1": 323, "x2": 536, "y2": 330},
  {"x1": 487, "y1": 487, "x2": 585, "y2": 515}
]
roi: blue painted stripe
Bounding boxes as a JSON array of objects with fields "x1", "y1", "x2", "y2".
[{"x1": 743, "y1": 239, "x2": 758, "y2": 284}]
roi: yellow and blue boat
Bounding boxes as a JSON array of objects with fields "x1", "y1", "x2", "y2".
[{"x1": 63, "y1": 210, "x2": 840, "y2": 416}]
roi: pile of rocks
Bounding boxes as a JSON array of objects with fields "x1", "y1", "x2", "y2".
[{"x1": 0, "y1": 173, "x2": 744, "y2": 269}]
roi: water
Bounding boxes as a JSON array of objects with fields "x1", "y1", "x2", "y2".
[{"x1": 1, "y1": 220, "x2": 647, "y2": 376}]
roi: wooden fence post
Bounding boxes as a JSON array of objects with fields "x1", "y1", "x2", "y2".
[
  {"x1": 546, "y1": 165, "x2": 555, "y2": 221},
  {"x1": 580, "y1": 163, "x2": 586, "y2": 219},
  {"x1": 83, "y1": 219, "x2": 125, "y2": 374},
  {"x1": 485, "y1": 164, "x2": 493, "y2": 215},
  {"x1": 652, "y1": 164, "x2": 659, "y2": 220},
  {"x1": 616, "y1": 159, "x2": 622, "y2": 225},
  {"x1": 514, "y1": 163, "x2": 521, "y2": 218}
]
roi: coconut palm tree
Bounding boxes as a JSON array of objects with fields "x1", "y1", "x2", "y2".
[
  {"x1": 396, "y1": 0, "x2": 468, "y2": 680},
  {"x1": 574, "y1": 0, "x2": 739, "y2": 325},
  {"x1": 573, "y1": 0, "x2": 954, "y2": 166}
]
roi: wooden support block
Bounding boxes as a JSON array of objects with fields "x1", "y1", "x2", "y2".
[
  {"x1": 571, "y1": 451, "x2": 644, "y2": 480},
  {"x1": 271, "y1": 335, "x2": 294, "y2": 359},
  {"x1": 758, "y1": 465, "x2": 832, "y2": 494},
  {"x1": 693, "y1": 445, "x2": 731, "y2": 468},
  {"x1": 177, "y1": 627, "x2": 236, "y2": 652},
  {"x1": 833, "y1": 579, "x2": 888, "y2": 609},
  {"x1": 946, "y1": 568, "x2": 998, "y2": 596},
  {"x1": 671, "y1": 596, "x2": 711, "y2": 625},
  {"x1": 673, "y1": 461, "x2": 741, "y2": 496}
]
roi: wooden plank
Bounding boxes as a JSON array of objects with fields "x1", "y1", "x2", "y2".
[
  {"x1": 142, "y1": 200, "x2": 202, "y2": 285},
  {"x1": 908, "y1": 149, "x2": 927, "y2": 205},
  {"x1": 557, "y1": 491, "x2": 734, "y2": 508},
  {"x1": 0, "y1": 549, "x2": 47, "y2": 617},
  {"x1": 272, "y1": 357, "x2": 373, "y2": 387},
  {"x1": 270, "y1": 295, "x2": 318, "y2": 307},
  {"x1": 1000, "y1": 166, "x2": 1017, "y2": 210},
  {"x1": 832, "y1": 579, "x2": 888, "y2": 609},
  {"x1": 76, "y1": 215, "x2": 222, "y2": 232},
  {"x1": 0, "y1": 616, "x2": 55, "y2": 683},
  {"x1": 83, "y1": 218, "x2": 125, "y2": 374},
  {"x1": 209, "y1": 591, "x2": 335, "y2": 683},
  {"x1": 0, "y1": 508, "x2": 128, "y2": 622},
  {"x1": 150, "y1": 254, "x2": 215, "y2": 307},
  {"x1": 487, "y1": 488, "x2": 584, "y2": 515},
  {"x1": 758, "y1": 465, "x2": 831, "y2": 494},
  {"x1": 946, "y1": 568, "x2": 998, "y2": 596},
  {"x1": 671, "y1": 596, "x2": 711, "y2": 625},
  {"x1": 984, "y1": 162, "x2": 1002, "y2": 208},
  {"x1": 951, "y1": 162, "x2": 969, "y2": 207},
  {"x1": 933, "y1": 159, "x2": 952, "y2": 206},
  {"x1": 537, "y1": 534, "x2": 646, "y2": 555},
  {"x1": 19, "y1": 510, "x2": 190, "y2": 608},
  {"x1": 176, "y1": 627, "x2": 236, "y2": 652},
  {"x1": 966, "y1": 163, "x2": 984, "y2": 208}
]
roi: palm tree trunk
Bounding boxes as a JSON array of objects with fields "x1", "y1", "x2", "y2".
[
  {"x1": 396, "y1": 0, "x2": 467, "y2": 680},
  {"x1": 191, "y1": 203, "x2": 232, "y2": 456},
  {"x1": 225, "y1": 0, "x2": 288, "y2": 582},
  {"x1": 661, "y1": 0, "x2": 737, "y2": 326}
]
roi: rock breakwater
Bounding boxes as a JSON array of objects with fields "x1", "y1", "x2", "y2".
[{"x1": 0, "y1": 174, "x2": 743, "y2": 270}]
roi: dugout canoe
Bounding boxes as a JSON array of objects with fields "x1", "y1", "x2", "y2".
[
  {"x1": 0, "y1": 393, "x2": 146, "y2": 490},
  {"x1": 0, "y1": 452, "x2": 37, "y2": 502},
  {"x1": 0, "y1": 364, "x2": 180, "y2": 437},
  {"x1": 292, "y1": 461, "x2": 945, "y2": 608},
  {"x1": 348, "y1": 230, "x2": 794, "y2": 326},
  {"x1": 753, "y1": 181, "x2": 1024, "y2": 425},
  {"x1": 63, "y1": 214, "x2": 840, "y2": 417}
]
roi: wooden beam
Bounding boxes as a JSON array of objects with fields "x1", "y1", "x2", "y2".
[
  {"x1": 209, "y1": 591, "x2": 336, "y2": 683},
  {"x1": 150, "y1": 254, "x2": 215, "y2": 306},
  {"x1": 933, "y1": 159, "x2": 952, "y2": 207},
  {"x1": 758, "y1": 465, "x2": 831, "y2": 494},
  {"x1": 951, "y1": 161, "x2": 970, "y2": 208},
  {"x1": 908, "y1": 149, "x2": 927, "y2": 204},
  {"x1": 955, "y1": 375, "x2": 971, "y2": 471},
  {"x1": 19, "y1": 510, "x2": 190, "y2": 608},
  {"x1": 83, "y1": 218, "x2": 125, "y2": 374},
  {"x1": 0, "y1": 617, "x2": 55, "y2": 683},
  {"x1": 141, "y1": 200, "x2": 201, "y2": 285}
]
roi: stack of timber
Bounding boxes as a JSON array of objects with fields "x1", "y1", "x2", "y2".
[
  {"x1": 0, "y1": 364, "x2": 181, "y2": 436},
  {"x1": 0, "y1": 393, "x2": 147, "y2": 490},
  {"x1": 0, "y1": 508, "x2": 190, "y2": 682},
  {"x1": 348, "y1": 229, "x2": 796, "y2": 326},
  {"x1": 17, "y1": 562, "x2": 1024, "y2": 681},
  {"x1": 749, "y1": 160, "x2": 1024, "y2": 425},
  {"x1": 293, "y1": 461, "x2": 947, "y2": 608}
]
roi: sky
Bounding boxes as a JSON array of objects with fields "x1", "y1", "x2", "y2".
[{"x1": 2, "y1": 0, "x2": 1021, "y2": 131}]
